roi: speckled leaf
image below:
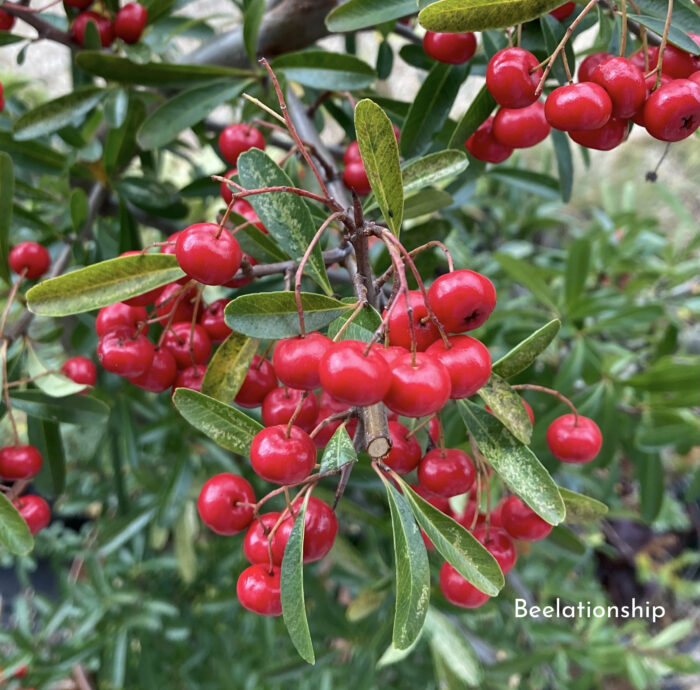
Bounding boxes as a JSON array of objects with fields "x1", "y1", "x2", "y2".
[
  {"x1": 237, "y1": 149, "x2": 332, "y2": 294},
  {"x1": 492, "y1": 319, "x2": 561, "y2": 378},
  {"x1": 458, "y1": 400, "x2": 565, "y2": 525},
  {"x1": 0, "y1": 493, "x2": 34, "y2": 556},
  {"x1": 319, "y1": 424, "x2": 356, "y2": 472},
  {"x1": 419, "y1": 0, "x2": 567, "y2": 32},
  {"x1": 327, "y1": 303, "x2": 381, "y2": 342},
  {"x1": 25, "y1": 341, "x2": 89, "y2": 397},
  {"x1": 26, "y1": 254, "x2": 185, "y2": 317},
  {"x1": 281, "y1": 492, "x2": 315, "y2": 664},
  {"x1": 201, "y1": 331, "x2": 258, "y2": 403},
  {"x1": 560, "y1": 488, "x2": 609, "y2": 523},
  {"x1": 172, "y1": 389, "x2": 263, "y2": 455},
  {"x1": 402, "y1": 150, "x2": 469, "y2": 195},
  {"x1": 225, "y1": 292, "x2": 352, "y2": 339},
  {"x1": 355, "y1": 99, "x2": 403, "y2": 237},
  {"x1": 478, "y1": 375, "x2": 532, "y2": 445}
]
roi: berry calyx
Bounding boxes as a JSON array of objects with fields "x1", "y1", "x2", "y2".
[
  {"x1": 197, "y1": 472, "x2": 255, "y2": 535},
  {"x1": 161, "y1": 322, "x2": 212, "y2": 369},
  {"x1": 250, "y1": 425, "x2": 316, "y2": 485},
  {"x1": 546, "y1": 413, "x2": 602, "y2": 463},
  {"x1": 569, "y1": 117, "x2": 629, "y2": 151},
  {"x1": 473, "y1": 526, "x2": 517, "y2": 574},
  {"x1": 129, "y1": 347, "x2": 177, "y2": 393},
  {"x1": 425, "y1": 335, "x2": 491, "y2": 399},
  {"x1": 13, "y1": 495, "x2": 51, "y2": 535},
  {"x1": 236, "y1": 564, "x2": 282, "y2": 616},
  {"x1": 243, "y1": 512, "x2": 282, "y2": 565},
  {"x1": 465, "y1": 116, "x2": 513, "y2": 163},
  {"x1": 385, "y1": 290, "x2": 440, "y2": 352},
  {"x1": 417, "y1": 447, "x2": 475, "y2": 498},
  {"x1": 199, "y1": 298, "x2": 232, "y2": 344},
  {"x1": 492, "y1": 101, "x2": 551, "y2": 149},
  {"x1": 97, "y1": 328, "x2": 154, "y2": 378},
  {"x1": 114, "y1": 2, "x2": 148, "y2": 44},
  {"x1": 272, "y1": 496, "x2": 338, "y2": 564},
  {"x1": 428, "y1": 269, "x2": 497, "y2": 333},
  {"x1": 590, "y1": 57, "x2": 646, "y2": 119},
  {"x1": 218, "y1": 124, "x2": 265, "y2": 165},
  {"x1": 486, "y1": 47, "x2": 542, "y2": 109},
  {"x1": 61, "y1": 356, "x2": 97, "y2": 391},
  {"x1": 96, "y1": 302, "x2": 148, "y2": 338},
  {"x1": 261, "y1": 387, "x2": 319, "y2": 431},
  {"x1": 501, "y1": 495, "x2": 552, "y2": 541},
  {"x1": 72, "y1": 11, "x2": 114, "y2": 47},
  {"x1": 175, "y1": 223, "x2": 243, "y2": 286},
  {"x1": 0, "y1": 445, "x2": 43, "y2": 480},
  {"x1": 272, "y1": 332, "x2": 332, "y2": 391},
  {"x1": 9, "y1": 241, "x2": 50, "y2": 279},
  {"x1": 440, "y1": 562, "x2": 490, "y2": 609},
  {"x1": 234, "y1": 356, "x2": 278, "y2": 408},
  {"x1": 643, "y1": 79, "x2": 700, "y2": 142},
  {"x1": 545, "y1": 82, "x2": 613, "y2": 131},
  {"x1": 423, "y1": 31, "x2": 477, "y2": 65},
  {"x1": 384, "y1": 352, "x2": 451, "y2": 418},
  {"x1": 383, "y1": 421, "x2": 422, "y2": 475}
]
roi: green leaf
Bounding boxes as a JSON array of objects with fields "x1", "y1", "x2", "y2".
[
  {"x1": 137, "y1": 79, "x2": 249, "y2": 150},
  {"x1": 404, "y1": 188, "x2": 453, "y2": 218},
  {"x1": 9, "y1": 390, "x2": 110, "y2": 426},
  {"x1": 13, "y1": 87, "x2": 107, "y2": 141},
  {"x1": 103, "y1": 88, "x2": 129, "y2": 128},
  {"x1": 27, "y1": 417, "x2": 66, "y2": 496},
  {"x1": 564, "y1": 238, "x2": 591, "y2": 309},
  {"x1": 0, "y1": 492, "x2": 34, "y2": 556},
  {"x1": 174, "y1": 501, "x2": 198, "y2": 584},
  {"x1": 319, "y1": 424, "x2": 357, "y2": 472},
  {"x1": 327, "y1": 303, "x2": 381, "y2": 342},
  {"x1": 642, "y1": 619, "x2": 694, "y2": 650},
  {"x1": 237, "y1": 149, "x2": 332, "y2": 294},
  {"x1": 24, "y1": 341, "x2": 89, "y2": 397},
  {"x1": 550, "y1": 127, "x2": 573, "y2": 203},
  {"x1": 634, "y1": 15, "x2": 700, "y2": 54},
  {"x1": 235, "y1": 223, "x2": 288, "y2": 263},
  {"x1": 397, "y1": 478, "x2": 504, "y2": 596},
  {"x1": 492, "y1": 319, "x2": 561, "y2": 378},
  {"x1": 355, "y1": 99, "x2": 404, "y2": 236},
  {"x1": 622, "y1": 358, "x2": 700, "y2": 392},
  {"x1": 325, "y1": 0, "x2": 417, "y2": 32},
  {"x1": 172, "y1": 388, "x2": 263, "y2": 455},
  {"x1": 225, "y1": 292, "x2": 352, "y2": 339},
  {"x1": 559, "y1": 488, "x2": 608, "y2": 524},
  {"x1": 0, "y1": 152, "x2": 13, "y2": 284},
  {"x1": 402, "y1": 150, "x2": 470, "y2": 197},
  {"x1": 26, "y1": 254, "x2": 185, "y2": 317},
  {"x1": 69, "y1": 187, "x2": 88, "y2": 233},
  {"x1": 0, "y1": 131, "x2": 66, "y2": 175},
  {"x1": 478, "y1": 375, "x2": 532, "y2": 445},
  {"x1": 201, "y1": 331, "x2": 258, "y2": 403},
  {"x1": 243, "y1": 0, "x2": 265, "y2": 64},
  {"x1": 458, "y1": 400, "x2": 566, "y2": 525},
  {"x1": 400, "y1": 62, "x2": 469, "y2": 159},
  {"x1": 381, "y1": 479, "x2": 431, "y2": 651},
  {"x1": 449, "y1": 84, "x2": 497, "y2": 148},
  {"x1": 494, "y1": 253, "x2": 559, "y2": 311},
  {"x1": 272, "y1": 50, "x2": 377, "y2": 90},
  {"x1": 639, "y1": 454, "x2": 664, "y2": 523},
  {"x1": 419, "y1": 0, "x2": 567, "y2": 32},
  {"x1": 75, "y1": 52, "x2": 252, "y2": 86},
  {"x1": 488, "y1": 168, "x2": 560, "y2": 199},
  {"x1": 633, "y1": 0, "x2": 700, "y2": 36},
  {"x1": 425, "y1": 609, "x2": 482, "y2": 686},
  {"x1": 281, "y1": 492, "x2": 315, "y2": 664}
]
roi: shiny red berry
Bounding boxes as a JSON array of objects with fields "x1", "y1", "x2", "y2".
[
  {"x1": 219, "y1": 124, "x2": 264, "y2": 165},
  {"x1": 65, "y1": 0, "x2": 93, "y2": 7},
  {"x1": 440, "y1": 562, "x2": 490, "y2": 608},
  {"x1": 154, "y1": 283, "x2": 200, "y2": 325},
  {"x1": 578, "y1": 51, "x2": 612, "y2": 82},
  {"x1": 236, "y1": 564, "x2": 282, "y2": 616},
  {"x1": 250, "y1": 425, "x2": 316, "y2": 485},
  {"x1": 426, "y1": 335, "x2": 491, "y2": 399},
  {"x1": 629, "y1": 46, "x2": 659, "y2": 74},
  {"x1": 486, "y1": 48, "x2": 542, "y2": 109},
  {"x1": 658, "y1": 43, "x2": 700, "y2": 80},
  {"x1": 97, "y1": 329, "x2": 154, "y2": 378},
  {"x1": 465, "y1": 116, "x2": 513, "y2": 163},
  {"x1": 545, "y1": 82, "x2": 612, "y2": 131},
  {"x1": 643, "y1": 79, "x2": 700, "y2": 142},
  {"x1": 0, "y1": 445, "x2": 43, "y2": 480},
  {"x1": 546, "y1": 413, "x2": 602, "y2": 463},
  {"x1": 383, "y1": 421, "x2": 422, "y2": 475},
  {"x1": 72, "y1": 11, "x2": 114, "y2": 47},
  {"x1": 272, "y1": 332, "x2": 332, "y2": 391},
  {"x1": 423, "y1": 31, "x2": 477, "y2": 64},
  {"x1": 13, "y1": 495, "x2": 51, "y2": 535},
  {"x1": 261, "y1": 387, "x2": 319, "y2": 432},
  {"x1": 9, "y1": 242, "x2": 50, "y2": 279},
  {"x1": 492, "y1": 101, "x2": 551, "y2": 148},
  {"x1": 311, "y1": 408, "x2": 358, "y2": 448},
  {"x1": 231, "y1": 199, "x2": 267, "y2": 233},
  {"x1": 549, "y1": 2, "x2": 575, "y2": 20},
  {"x1": 473, "y1": 527, "x2": 517, "y2": 574},
  {"x1": 175, "y1": 223, "x2": 242, "y2": 286},
  {"x1": 343, "y1": 161, "x2": 371, "y2": 195},
  {"x1": 129, "y1": 347, "x2": 177, "y2": 392},
  {"x1": 197, "y1": 472, "x2": 255, "y2": 535},
  {"x1": 689, "y1": 70, "x2": 700, "y2": 88},
  {"x1": 162, "y1": 322, "x2": 212, "y2": 369},
  {"x1": 114, "y1": 2, "x2": 147, "y2": 44},
  {"x1": 569, "y1": 117, "x2": 628, "y2": 150},
  {"x1": 199, "y1": 298, "x2": 232, "y2": 344},
  {"x1": 0, "y1": 9, "x2": 16, "y2": 29},
  {"x1": 220, "y1": 168, "x2": 237, "y2": 205},
  {"x1": 417, "y1": 447, "x2": 475, "y2": 498},
  {"x1": 173, "y1": 364, "x2": 205, "y2": 392},
  {"x1": 384, "y1": 352, "x2": 451, "y2": 418},
  {"x1": 385, "y1": 290, "x2": 440, "y2": 352},
  {"x1": 96, "y1": 302, "x2": 148, "y2": 337},
  {"x1": 343, "y1": 140, "x2": 362, "y2": 164},
  {"x1": 428, "y1": 269, "x2": 497, "y2": 333},
  {"x1": 590, "y1": 57, "x2": 646, "y2": 119},
  {"x1": 501, "y1": 495, "x2": 552, "y2": 541},
  {"x1": 272, "y1": 496, "x2": 338, "y2": 564},
  {"x1": 235, "y1": 356, "x2": 278, "y2": 408},
  {"x1": 61, "y1": 356, "x2": 97, "y2": 391},
  {"x1": 243, "y1": 512, "x2": 282, "y2": 565}
]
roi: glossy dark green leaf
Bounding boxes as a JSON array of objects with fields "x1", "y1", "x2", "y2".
[
  {"x1": 492, "y1": 319, "x2": 561, "y2": 378},
  {"x1": 26, "y1": 254, "x2": 185, "y2": 316},
  {"x1": 69, "y1": 187, "x2": 88, "y2": 233},
  {"x1": 172, "y1": 388, "x2": 263, "y2": 455},
  {"x1": 327, "y1": 304, "x2": 381, "y2": 343},
  {"x1": 102, "y1": 88, "x2": 129, "y2": 128},
  {"x1": 559, "y1": 488, "x2": 608, "y2": 523},
  {"x1": 550, "y1": 129, "x2": 573, "y2": 203},
  {"x1": 449, "y1": 84, "x2": 497, "y2": 148},
  {"x1": 325, "y1": 0, "x2": 417, "y2": 32},
  {"x1": 272, "y1": 50, "x2": 377, "y2": 90},
  {"x1": 634, "y1": 15, "x2": 700, "y2": 54},
  {"x1": 488, "y1": 168, "x2": 560, "y2": 199},
  {"x1": 0, "y1": 131, "x2": 66, "y2": 174},
  {"x1": 622, "y1": 358, "x2": 700, "y2": 392},
  {"x1": 243, "y1": 0, "x2": 265, "y2": 63},
  {"x1": 404, "y1": 188, "x2": 453, "y2": 218},
  {"x1": 478, "y1": 375, "x2": 533, "y2": 444},
  {"x1": 0, "y1": 493, "x2": 34, "y2": 556},
  {"x1": 547, "y1": 525, "x2": 587, "y2": 555},
  {"x1": 564, "y1": 238, "x2": 591, "y2": 309},
  {"x1": 633, "y1": 0, "x2": 700, "y2": 36},
  {"x1": 458, "y1": 401, "x2": 565, "y2": 525},
  {"x1": 0, "y1": 152, "x2": 13, "y2": 284},
  {"x1": 97, "y1": 507, "x2": 156, "y2": 557},
  {"x1": 201, "y1": 331, "x2": 258, "y2": 403},
  {"x1": 319, "y1": 424, "x2": 357, "y2": 472},
  {"x1": 235, "y1": 223, "x2": 288, "y2": 263},
  {"x1": 402, "y1": 150, "x2": 469, "y2": 197},
  {"x1": 28, "y1": 417, "x2": 66, "y2": 496},
  {"x1": 9, "y1": 390, "x2": 110, "y2": 426},
  {"x1": 494, "y1": 253, "x2": 559, "y2": 311}
]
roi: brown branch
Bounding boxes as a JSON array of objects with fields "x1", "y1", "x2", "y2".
[{"x1": 1, "y1": 5, "x2": 77, "y2": 48}]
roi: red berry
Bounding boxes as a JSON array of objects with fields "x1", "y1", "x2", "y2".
[
  {"x1": 0, "y1": 9, "x2": 16, "y2": 30},
  {"x1": 13, "y1": 495, "x2": 51, "y2": 535},
  {"x1": 0, "y1": 445, "x2": 43, "y2": 480},
  {"x1": 385, "y1": 290, "x2": 440, "y2": 352},
  {"x1": 428, "y1": 269, "x2": 497, "y2": 333},
  {"x1": 261, "y1": 387, "x2": 319, "y2": 432},
  {"x1": 546, "y1": 413, "x2": 602, "y2": 463},
  {"x1": 545, "y1": 82, "x2": 613, "y2": 131},
  {"x1": 225, "y1": 255, "x2": 257, "y2": 289},
  {"x1": 591, "y1": 57, "x2": 646, "y2": 119},
  {"x1": 72, "y1": 11, "x2": 114, "y2": 47},
  {"x1": 384, "y1": 352, "x2": 451, "y2": 418},
  {"x1": 465, "y1": 116, "x2": 513, "y2": 163},
  {"x1": 173, "y1": 364, "x2": 205, "y2": 392},
  {"x1": 114, "y1": 2, "x2": 147, "y2": 44},
  {"x1": 9, "y1": 241, "x2": 50, "y2": 279},
  {"x1": 160, "y1": 232, "x2": 179, "y2": 256},
  {"x1": 643, "y1": 79, "x2": 700, "y2": 142},
  {"x1": 343, "y1": 161, "x2": 371, "y2": 195},
  {"x1": 632, "y1": 73, "x2": 673, "y2": 126},
  {"x1": 425, "y1": 335, "x2": 491, "y2": 399},
  {"x1": 549, "y1": 2, "x2": 575, "y2": 20},
  {"x1": 120, "y1": 252, "x2": 164, "y2": 307},
  {"x1": 96, "y1": 302, "x2": 148, "y2": 337},
  {"x1": 129, "y1": 347, "x2": 177, "y2": 392},
  {"x1": 423, "y1": 31, "x2": 477, "y2": 64},
  {"x1": 220, "y1": 168, "x2": 237, "y2": 205},
  {"x1": 311, "y1": 407, "x2": 358, "y2": 448},
  {"x1": 272, "y1": 332, "x2": 332, "y2": 391},
  {"x1": 231, "y1": 199, "x2": 267, "y2": 233},
  {"x1": 501, "y1": 495, "x2": 552, "y2": 541},
  {"x1": 383, "y1": 421, "x2": 422, "y2": 475},
  {"x1": 175, "y1": 223, "x2": 243, "y2": 286},
  {"x1": 250, "y1": 425, "x2": 316, "y2": 485},
  {"x1": 61, "y1": 356, "x2": 97, "y2": 391},
  {"x1": 234, "y1": 356, "x2": 278, "y2": 408},
  {"x1": 343, "y1": 141, "x2": 362, "y2": 164},
  {"x1": 486, "y1": 48, "x2": 542, "y2": 109},
  {"x1": 473, "y1": 527, "x2": 517, "y2": 574},
  {"x1": 272, "y1": 496, "x2": 338, "y2": 564},
  {"x1": 243, "y1": 512, "x2": 282, "y2": 565},
  {"x1": 417, "y1": 447, "x2": 475, "y2": 498},
  {"x1": 411, "y1": 483, "x2": 453, "y2": 515},
  {"x1": 492, "y1": 101, "x2": 551, "y2": 148},
  {"x1": 97, "y1": 328, "x2": 154, "y2": 378},
  {"x1": 199, "y1": 298, "x2": 232, "y2": 344},
  {"x1": 440, "y1": 562, "x2": 490, "y2": 608},
  {"x1": 154, "y1": 283, "x2": 200, "y2": 325},
  {"x1": 319, "y1": 340, "x2": 392, "y2": 406},
  {"x1": 65, "y1": 0, "x2": 93, "y2": 7},
  {"x1": 218, "y1": 124, "x2": 265, "y2": 165},
  {"x1": 236, "y1": 564, "x2": 282, "y2": 616},
  {"x1": 197, "y1": 472, "x2": 255, "y2": 535},
  {"x1": 454, "y1": 498, "x2": 484, "y2": 530},
  {"x1": 569, "y1": 117, "x2": 629, "y2": 150},
  {"x1": 162, "y1": 322, "x2": 212, "y2": 369},
  {"x1": 689, "y1": 70, "x2": 700, "y2": 88},
  {"x1": 578, "y1": 51, "x2": 612, "y2": 82},
  {"x1": 372, "y1": 344, "x2": 409, "y2": 366},
  {"x1": 657, "y1": 43, "x2": 700, "y2": 80}
]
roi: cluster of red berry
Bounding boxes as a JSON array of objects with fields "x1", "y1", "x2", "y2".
[
  {"x1": 66, "y1": 0, "x2": 148, "y2": 47},
  {"x1": 342, "y1": 125, "x2": 401, "y2": 196}
]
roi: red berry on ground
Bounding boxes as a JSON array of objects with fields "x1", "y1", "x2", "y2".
[
  {"x1": 218, "y1": 124, "x2": 265, "y2": 165},
  {"x1": 385, "y1": 290, "x2": 440, "y2": 352},
  {"x1": 197, "y1": 472, "x2": 255, "y2": 535},
  {"x1": 261, "y1": 387, "x2": 319, "y2": 432},
  {"x1": 569, "y1": 117, "x2": 629, "y2": 151},
  {"x1": 250, "y1": 425, "x2": 316, "y2": 485},
  {"x1": 578, "y1": 51, "x2": 612, "y2": 83},
  {"x1": 545, "y1": 82, "x2": 613, "y2": 131},
  {"x1": 0, "y1": 445, "x2": 43, "y2": 480},
  {"x1": 97, "y1": 329, "x2": 154, "y2": 378},
  {"x1": 175, "y1": 223, "x2": 243, "y2": 286},
  {"x1": 61, "y1": 356, "x2": 97, "y2": 391},
  {"x1": 234, "y1": 356, "x2": 278, "y2": 408},
  {"x1": 343, "y1": 161, "x2": 372, "y2": 196},
  {"x1": 643, "y1": 79, "x2": 700, "y2": 142},
  {"x1": 473, "y1": 526, "x2": 517, "y2": 574},
  {"x1": 173, "y1": 364, "x2": 205, "y2": 392},
  {"x1": 272, "y1": 496, "x2": 338, "y2": 564},
  {"x1": 129, "y1": 347, "x2": 177, "y2": 392},
  {"x1": 384, "y1": 352, "x2": 451, "y2": 418},
  {"x1": 383, "y1": 421, "x2": 422, "y2": 475},
  {"x1": 96, "y1": 302, "x2": 148, "y2": 338},
  {"x1": 549, "y1": 2, "x2": 576, "y2": 20},
  {"x1": 114, "y1": 2, "x2": 147, "y2": 44},
  {"x1": 501, "y1": 495, "x2": 552, "y2": 541},
  {"x1": 590, "y1": 57, "x2": 646, "y2": 119},
  {"x1": 243, "y1": 512, "x2": 282, "y2": 565},
  {"x1": 272, "y1": 332, "x2": 332, "y2": 391},
  {"x1": 9, "y1": 241, "x2": 50, "y2": 279},
  {"x1": 161, "y1": 322, "x2": 212, "y2": 369},
  {"x1": 236, "y1": 564, "x2": 282, "y2": 616},
  {"x1": 492, "y1": 101, "x2": 551, "y2": 149},
  {"x1": 428, "y1": 269, "x2": 497, "y2": 333},
  {"x1": 72, "y1": 11, "x2": 114, "y2": 47},
  {"x1": 199, "y1": 298, "x2": 232, "y2": 344},
  {"x1": 546, "y1": 413, "x2": 602, "y2": 463},
  {"x1": 440, "y1": 562, "x2": 490, "y2": 608},
  {"x1": 486, "y1": 47, "x2": 542, "y2": 109},
  {"x1": 465, "y1": 116, "x2": 513, "y2": 163},
  {"x1": 425, "y1": 335, "x2": 491, "y2": 399},
  {"x1": 13, "y1": 495, "x2": 51, "y2": 535},
  {"x1": 417, "y1": 447, "x2": 475, "y2": 498},
  {"x1": 423, "y1": 31, "x2": 477, "y2": 64}
]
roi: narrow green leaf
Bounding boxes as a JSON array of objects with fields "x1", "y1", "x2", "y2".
[
  {"x1": 201, "y1": 331, "x2": 259, "y2": 402},
  {"x1": 243, "y1": 0, "x2": 265, "y2": 64},
  {"x1": 449, "y1": 84, "x2": 497, "y2": 148},
  {"x1": 355, "y1": 99, "x2": 403, "y2": 236},
  {"x1": 327, "y1": 303, "x2": 381, "y2": 343},
  {"x1": 103, "y1": 88, "x2": 129, "y2": 128},
  {"x1": 13, "y1": 87, "x2": 107, "y2": 141},
  {"x1": 478, "y1": 375, "x2": 532, "y2": 445},
  {"x1": 319, "y1": 424, "x2": 357, "y2": 472},
  {"x1": 559, "y1": 488, "x2": 608, "y2": 523},
  {"x1": 494, "y1": 253, "x2": 559, "y2": 311},
  {"x1": 402, "y1": 150, "x2": 469, "y2": 196},
  {"x1": 634, "y1": 15, "x2": 700, "y2": 54},
  {"x1": 550, "y1": 129, "x2": 573, "y2": 203},
  {"x1": 69, "y1": 187, "x2": 88, "y2": 233},
  {"x1": 622, "y1": 358, "x2": 700, "y2": 392},
  {"x1": 0, "y1": 152, "x2": 13, "y2": 284},
  {"x1": 235, "y1": 221, "x2": 288, "y2": 263},
  {"x1": 225, "y1": 292, "x2": 352, "y2": 339},
  {"x1": 172, "y1": 388, "x2": 263, "y2": 455},
  {"x1": 24, "y1": 341, "x2": 89, "y2": 397},
  {"x1": 0, "y1": 492, "x2": 34, "y2": 555},
  {"x1": 325, "y1": 0, "x2": 417, "y2": 32},
  {"x1": 633, "y1": 0, "x2": 700, "y2": 36},
  {"x1": 174, "y1": 501, "x2": 198, "y2": 584},
  {"x1": 639, "y1": 454, "x2": 664, "y2": 523},
  {"x1": 98, "y1": 507, "x2": 156, "y2": 557},
  {"x1": 492, "y1": 319, "x2": 561, "y2": 378},
  {"x1": 425, "y1": 609, "x2": 483, "y2": 686},
  {"x1": 272, "y1": 50, "x2": 377, "y2": 90},
  {"x1": 28, "y1": 417, "x2": 66, "y2": 496},
  {"x1": 488, "y1": 168, "x2": 560, "y2": 199},
  {"x1": 346, "y1": 586, "x2": 388, "y2": 621},
  {"x1": 404, "y1": 188, "x2": 453, "y2": 218},
  {"x1": 547, "y1": 525, "x2": 587, "y2": 555},
  {"x1": 281, "y1": 492, "x2": 315, "y2": 664},
  {"x1": 26, "y1": 254, "x2": 185, "y2": 317},
  {"x1": 237, "y1": 149, "x2": 332, "y2": 294},
  {"x1": 458, "y1": 400, "x2": 566, "y2": 525},
  {"x1": 564, "y1": 237, "x2": 591, "y2": 309},
  {"x1": 0, "y1": 131, "x2": 66, "y2": 175},
  {"x1": 10, "y1": 390, "x2": 109, "y2": 426}
]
